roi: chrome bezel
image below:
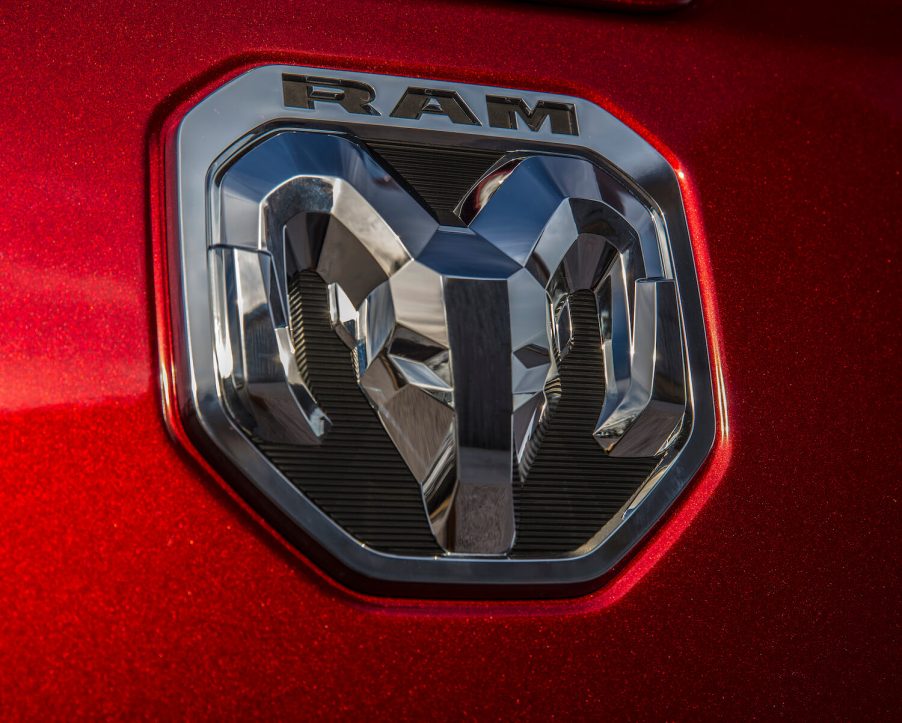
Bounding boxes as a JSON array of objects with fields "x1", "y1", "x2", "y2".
[{"x1": 168, "y1": 64, "x2": 716, "y2": 596}]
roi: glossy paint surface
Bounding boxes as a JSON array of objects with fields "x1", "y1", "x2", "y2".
[{"x1": 1, "y1": 0, "x2": 899, "y2": 717}]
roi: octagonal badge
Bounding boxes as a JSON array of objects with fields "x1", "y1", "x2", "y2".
[{"x1": 165, "y1": 66, "x2": 716, "y2": 597}]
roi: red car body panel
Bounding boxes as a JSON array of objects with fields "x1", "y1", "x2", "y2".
[{"x1": 1, "y1": 0, "x2": 898, "y2": 717}]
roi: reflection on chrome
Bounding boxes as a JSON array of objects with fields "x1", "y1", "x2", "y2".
[
  {"x1": 210, "y1": 245, "x2": 331, "y2": 445},
  {"x1": 210, "y1": 130, "x2": 688, "y2": 555}
]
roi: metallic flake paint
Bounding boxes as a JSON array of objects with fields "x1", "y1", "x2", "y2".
[{"x1": 0, "y1": 0, "x2": 898, "y2": 717}]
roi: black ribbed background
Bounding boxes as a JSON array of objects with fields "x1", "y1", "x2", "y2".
[
  {"x1": 257, "y1": 272, "x2": 441, "y2": 555},
  {"x1": 512, "y1": 291, "x2": 659, "y2": 555},
  {"x1": 365, "y1": 139, "x2": 504, "y2": 226}
]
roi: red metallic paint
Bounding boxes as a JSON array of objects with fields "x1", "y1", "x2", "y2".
[
  {"x1": 1, "y1": 0, "x2": 899, "y2": 718},
  {"x1": 543, "y1": 0, "x2": 694, "y2": 11}
]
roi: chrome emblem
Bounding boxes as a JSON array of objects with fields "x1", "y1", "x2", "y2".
[{"x1": 168, "y1": 66, "x2": 716, "y2": 595}]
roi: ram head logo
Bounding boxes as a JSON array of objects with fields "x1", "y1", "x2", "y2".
[{"x1": 211, "y1": 131, "x2": 685, "y2": 555}]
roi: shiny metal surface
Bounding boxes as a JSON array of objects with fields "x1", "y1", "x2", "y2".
[
  {"x1": 210, "y1": 246, "x2": 330, "y2": 446},
  {"x1": 171, "y1": 65, "x2": 717, "y2": 592}
]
